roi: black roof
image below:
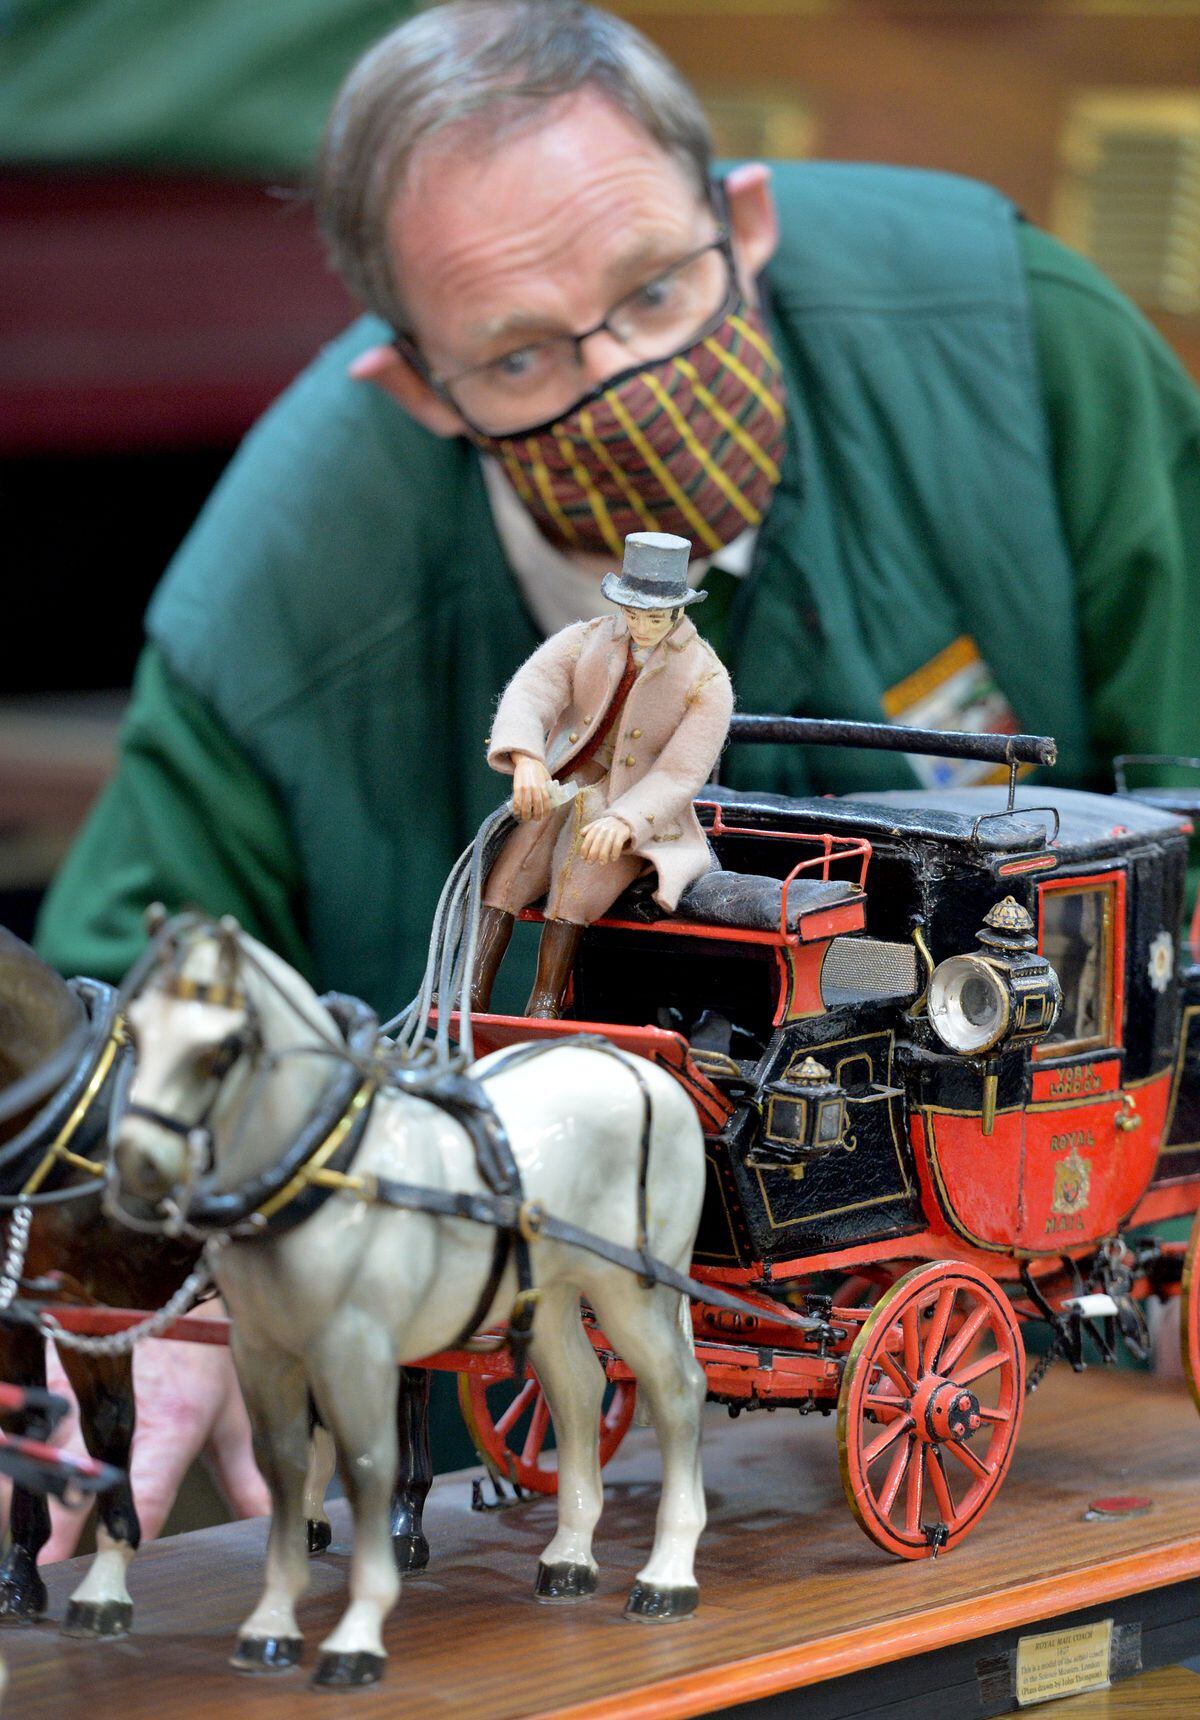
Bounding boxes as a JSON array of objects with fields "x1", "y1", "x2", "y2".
[{"x1": 702, "y1": 784, "x2": 1188, "y2": 863}]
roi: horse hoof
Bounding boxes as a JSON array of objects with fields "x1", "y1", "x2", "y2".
[
  {"x1": 0, "y1": 1580, "x2": 46, "y2": 1624},
  {"x1": 391, "y1": 1532, "x2": 429, "y2": 1574},
  {"x1": 534, "y1": 1561, "x2": 598, "y2": 1603},
  {"x1": 307, "y1": 1519, "x2": 333, "y2": 1556},
  {"x1": 61, "y1": 1599, "x2": 133, "y2": 1639},
  {"x1": 624, "y1": 1582, "x2": 699, "y2": 1624},
  {"x1": 0, "y1": 1550, "x2": 47, "y2": 1623},
  {"x1": 311, "y1": 1650, "x2": 385, "y2": 1689},
  {"x1": 231, "y1": 1635, "x2": 303, "y2": 1672}
]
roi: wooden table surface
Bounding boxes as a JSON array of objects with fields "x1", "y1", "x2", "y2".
[{"x1": 6, "y1": 1365, "x2": 1200, "y2": 1719}]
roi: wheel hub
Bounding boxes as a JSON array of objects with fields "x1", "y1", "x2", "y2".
[{"x1": 915, "y1": 1376, "x2": 981, "y2": 1444}]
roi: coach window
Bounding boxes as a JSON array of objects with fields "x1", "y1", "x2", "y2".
[{"x1": 1037, "y1": 879, "x2": 1119, "y2": 1055}]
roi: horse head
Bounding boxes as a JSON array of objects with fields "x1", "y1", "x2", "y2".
[{"x1": 113, "y1": 912, "x2": 263, "y2": 1206}]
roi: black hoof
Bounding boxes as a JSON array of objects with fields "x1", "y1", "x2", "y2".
[
  {"x1": 307, "y1": 1519, "x2": 333, "y2": 1556},
  {"x1": 231, "y1": 1635, "x2": 304, "y2": 1672},
  {"x1": 61, "y1": 1599, "x2": 133, "y2": 1639},
  {"x1": 311, "y1": 1650, "x2": 385, "y2": 1689},
  {"x1": 534, "y1": 1561, "x2": 598, "y2": 1603},
  {"x1": 624, "y1": 1581, "x2": 699, "y2": 1623},
  {"x1": 391, "y1": 1531, "x2": 429, "y2": 1574},
  {"x1": 0, "y1": 1546, "x2": 47, "y2": 1624}
]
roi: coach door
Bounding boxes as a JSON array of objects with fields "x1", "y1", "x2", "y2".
[{"x1": 1017, "y1": 870, "x2": 1146, "y2": 1249}]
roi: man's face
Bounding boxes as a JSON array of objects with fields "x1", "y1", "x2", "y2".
[
  {"x1": 621, "y1": 604, "x2": 678, "y2": 648},
  {"x1": 385, "y1": 90, "x2": 770, "y2": 431}
]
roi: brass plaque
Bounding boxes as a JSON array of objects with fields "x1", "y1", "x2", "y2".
[{"x1": 1016, "y1": 1619, "x2": 1113, "y2": 1706}]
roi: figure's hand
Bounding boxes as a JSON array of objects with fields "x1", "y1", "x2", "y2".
[
  {"x1": 32, "y1": 1309, "x2": 269, "y2": 1564},
  {"x1": 512, "y1": 755, "x2": 552, "y2": 822},
  {"x1": 579, "y1": 816, "x2": 633, "y2": 866}
]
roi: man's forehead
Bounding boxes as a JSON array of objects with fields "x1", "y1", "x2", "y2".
[{"x1": 389, "y1": 90, "x2": 707, "y2": 342}]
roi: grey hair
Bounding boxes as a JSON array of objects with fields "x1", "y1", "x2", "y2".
[{"x1": 316, "y1": 0, "x2": 715, "y2": 330}]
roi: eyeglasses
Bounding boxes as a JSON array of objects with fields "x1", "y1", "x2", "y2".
[{"x1": 394, "y1": 228, "x2": 738, "y2": 439}]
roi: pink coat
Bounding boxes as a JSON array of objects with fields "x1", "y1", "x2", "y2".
[{"x1": 487, "y1": 614, "x2": 734, "y2": 910}]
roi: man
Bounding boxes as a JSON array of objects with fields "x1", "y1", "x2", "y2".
[
  {"x1": 478, "y1": 531, "x2": 733, "y2": 1017},
  {"x1": 32, "y1": 0, "x2": 1200, "y2": 1546}
]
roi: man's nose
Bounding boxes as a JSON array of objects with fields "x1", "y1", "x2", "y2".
[{"x1": 576, "y1": 328, "x2": 637, "y2": 390}]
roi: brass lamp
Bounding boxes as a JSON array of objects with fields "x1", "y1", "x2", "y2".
[
  {"x1": 747, "y1": 1055, "x2": 849, "y2": 1179},
  {"x1": 927, "y1": 897, "x2": 1062, "y2": 1133}
]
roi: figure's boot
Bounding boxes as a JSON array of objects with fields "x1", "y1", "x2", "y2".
[
  {"x1": 526, "y1": 919, "x2": 584, "y2": 1019},
  {"x1": 469, "y1": 906, "x2": 516, "y2": 1013}
]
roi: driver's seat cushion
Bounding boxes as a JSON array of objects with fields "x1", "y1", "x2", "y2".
[
  {"x1": 610, "y1": 867, "x2": 857, "y2": 933},
  {"x1": 676, "y1": 869, "x2": 857, "y2": 932}
]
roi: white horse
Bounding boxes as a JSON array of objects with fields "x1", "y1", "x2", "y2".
[{"x1": 112, "y1": 919, "x2": 708, "y2": 1689}]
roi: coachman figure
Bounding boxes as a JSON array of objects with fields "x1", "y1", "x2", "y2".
[{"x1": 474, "y1": 531, "x2": 734, "y2": 1017}]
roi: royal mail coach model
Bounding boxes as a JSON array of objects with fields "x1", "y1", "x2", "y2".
[
  {"x1": 453, "y1": 715, "x2": 1200, "y2": 1561},
  {"x1": 13, "y1": 716, "x2": 1200, "y2": 1609}
]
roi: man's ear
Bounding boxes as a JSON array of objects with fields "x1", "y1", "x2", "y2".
[
  {"x1": 347, "y1": 344, "x2": 468, "y2": 438},
  {"x1": 722, "y1": 162, "x2": 779, "y2": 294}
]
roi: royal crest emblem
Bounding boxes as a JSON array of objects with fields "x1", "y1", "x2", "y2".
[
  {"x1": 1148, "y1": 930, "x2": 1174, "y2": 995},
  {"x1": 1051, "y1": 1146, "x2": 1092, "y2": 1217}
]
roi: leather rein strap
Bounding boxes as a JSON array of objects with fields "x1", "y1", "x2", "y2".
[{"x1": 315, "y1": 1168, "x2": 823, "y2": 1337}]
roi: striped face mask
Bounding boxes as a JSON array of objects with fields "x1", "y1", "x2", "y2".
[{"x1": 473, "y1": 304, "x2": 787, "y2": 559}]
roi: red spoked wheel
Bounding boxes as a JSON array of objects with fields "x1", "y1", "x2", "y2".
[
  {"x1": 837, "y1": 1260, "x2": 1025, "y2": 1559},
  {"x1": 1180, "y1": 1211, "x2": 1200, "y2": 1414},
  {"x1": 458, "y1": 1364, "x2": 636, "y2": 1496}
]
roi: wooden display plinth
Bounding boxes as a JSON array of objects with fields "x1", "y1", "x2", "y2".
[{"x1": 7, "y1": 1368, "x2": 1200, "y2": 1719}]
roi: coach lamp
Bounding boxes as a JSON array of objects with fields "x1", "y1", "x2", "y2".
[
  {"x1": 927, "y1": 897, "x2": 1062, "y2": 1134},
  {"x1": 746, "y1": 1056, "x2": 849, "y2": 1179}
]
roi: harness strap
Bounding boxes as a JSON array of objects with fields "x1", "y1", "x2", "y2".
[
  {"x1": 417, "y1": 1071, "x2": 538, "y2": 1374},
  {"x1": 475, "y1": 1035, "x2": 658, "y2": 1287},
  {"x1": 180, "y1": 994, "x2": 381, "y2": 1233},
  {"x1": 21, "y1": 1024, "x2": 121, "y2": 1196},
  {"x1": 306, "y1": 1169, "x2": 822, "y2": 1336},
  {"x1": 244, "y1": 1083, "x2": 378, "y2": 1236}
]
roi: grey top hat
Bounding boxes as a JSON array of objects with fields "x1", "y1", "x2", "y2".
[{"x1": 600, "y1": 532, "x2": 707, "y2": 610}]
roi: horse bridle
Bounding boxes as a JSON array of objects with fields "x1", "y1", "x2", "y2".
[{"x1": 121, "y1": 970, "x2": 263, "y2": 1178}]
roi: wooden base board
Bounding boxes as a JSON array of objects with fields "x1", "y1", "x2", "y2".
[{"x1": 6, "y1": 1367, "x2": 1200, "y2": 1719}]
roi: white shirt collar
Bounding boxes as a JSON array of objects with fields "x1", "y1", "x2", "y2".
[{"x1": 481, "y1": 456, "x2": 757, "y2": 637}]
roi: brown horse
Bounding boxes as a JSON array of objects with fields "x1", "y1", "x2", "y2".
[{"x1": 0, "y1": 926, "x2": 433, "y2": 1638}]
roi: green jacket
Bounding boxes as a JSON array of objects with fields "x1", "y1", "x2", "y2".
[{"x1": 39, "y1": 164, "x2": 1200, "y2": 1017}]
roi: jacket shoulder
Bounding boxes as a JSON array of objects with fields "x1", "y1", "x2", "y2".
[
  {"x1": 147, "y1": 317, "x2": 488, "y2": 729},
  {"x1": 763, "y1": 160, "x2": 1021, "y2": 316}
]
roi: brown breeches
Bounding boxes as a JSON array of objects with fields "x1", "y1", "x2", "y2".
[{"x1": 483, "y1": 774, "x2": 646, "y2": 926}]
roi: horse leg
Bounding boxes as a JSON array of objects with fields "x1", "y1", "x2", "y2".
[
  {"x1": 229, "y1": 1335, "x2": 311, "y2": 1673},
  {"x1": 588, "y1": 1283, "x2": 707, "y2": 1622},
  {"x1": 303, "y1": 1406, "x2": 336, "y2": 1555},
  {"x1": 307, "y1": 1365, "x2": 429, "y2": 1572},
  {"x1": 0, "y1": 1323, "x2": 50, "y2": 1623},
  {"x1": 57, "y1": 1350, "x2": 138, "y2": 1638},
  {"x1": 527, "y1": 1286, "x2": 606, "y2": 1602},
  {"x1": 389, "y1": 1365, "x2": 431, "y2": 1572},
  {"x1": 307, "y1": 1319, "x2": 400, "y2": 1689}
]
